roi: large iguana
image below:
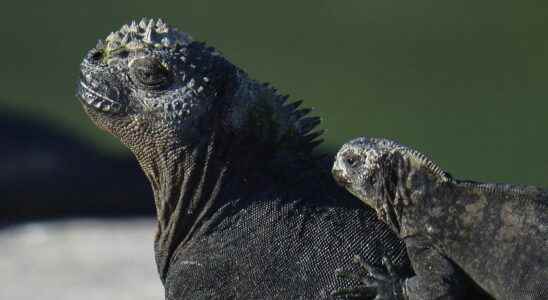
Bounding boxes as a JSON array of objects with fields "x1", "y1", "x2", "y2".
[
  {"x1": 75, "y1": 18, "x2": 412, "y2": 299},
  {"x1": 332, "y1": 137, "x2": 548, "y2": 299}
]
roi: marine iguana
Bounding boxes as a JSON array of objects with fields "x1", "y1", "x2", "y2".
[
  {"x1": 75, "y1": 18, "x2": 412, "y2": 299},
  {"x1": 332, "y1": 137, "x2": 548, "y2": 300}
]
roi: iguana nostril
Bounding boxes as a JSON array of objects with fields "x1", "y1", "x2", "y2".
[
  {"x1": 90, "y1": 49, "x2": 104, "y2": 61},
  {"x1": 332, "y1": 169, "x2": 348, "y2": 186}
]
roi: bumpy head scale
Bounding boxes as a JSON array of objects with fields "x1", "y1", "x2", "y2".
[{"x1": 98, "y1": 18, "x2": 193, "y2": 55}]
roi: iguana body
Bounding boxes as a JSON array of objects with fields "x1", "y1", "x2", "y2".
[
  {"x1": 332, "y1": 137, "x2": 548, "y2": 300},
  {"x1": 76, "y1": 19, "x2": 412, "y2": 299}
]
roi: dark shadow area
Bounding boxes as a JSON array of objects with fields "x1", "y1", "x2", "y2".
[{"x1": 0, "y1": 110, "x2": 154, "y2": 224}]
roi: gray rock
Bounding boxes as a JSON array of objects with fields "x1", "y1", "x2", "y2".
[{"x1": 0, "y1": 218, "x2": 162, "y2": 300}]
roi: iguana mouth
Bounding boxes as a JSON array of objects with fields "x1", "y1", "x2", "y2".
[{"x1": 77, "y1": 80, "x2": 123, "y2": 113}]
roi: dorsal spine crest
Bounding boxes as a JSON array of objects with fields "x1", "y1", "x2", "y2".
[
  {"x1": 368, "y1": 138, "x2": 452, "y2": 183},
  {"x1": 396, "y1": 146, "x2": 451, "y2": 182},
  {"x1": 367, "y1": 138, "x2": 545, "y2": 199}
]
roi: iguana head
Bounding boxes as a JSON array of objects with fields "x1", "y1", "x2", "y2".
[
  {"x1": 332, "y1": 137, "x2": 450, "y2": 233},
  {"x1": 77, "y1": 18, "x2": 322, "y2": 181},
  {"x1": 76, "y1": 19, "x2": 238, "y2": 153},
  {"x1": 332, "y1": 137, "x2": 402, "y2": 208}
]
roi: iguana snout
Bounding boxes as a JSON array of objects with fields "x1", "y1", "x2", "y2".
[{"x1": 77, "y1": 67, "x2": 124, "y2": 114}]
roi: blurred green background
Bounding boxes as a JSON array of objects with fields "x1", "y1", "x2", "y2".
[{"x1": 1, "y1": 0, "x2": 546, "y2": 186}]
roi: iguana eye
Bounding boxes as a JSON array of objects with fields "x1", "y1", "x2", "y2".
[
  {"x1": 130, "y1": 57, "x2": 172, "y2": 90},
  {"x1": 345, "y1": 155, "x2": 360, "y2": 167}
]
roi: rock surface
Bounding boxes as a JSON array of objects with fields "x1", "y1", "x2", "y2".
[{"x1": 0, "y1": 218, "x2": 162, "y2": 300}]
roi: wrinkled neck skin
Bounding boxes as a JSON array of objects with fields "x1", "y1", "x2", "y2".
[
  {"x1": 129, "y1": 79, "x2": 318, "y2": 282},
  {"x1": 136, "y1": 118, "x2": 260, "y2": 282},
  {"x1": 375, "y1": 155, "x2": 443, "y2": 239}
]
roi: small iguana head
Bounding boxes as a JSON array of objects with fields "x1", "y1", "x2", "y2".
[
  {"x1": 332, "y1": 137, "x2": 403, "y2": 209},
  {"x1": 332, "y1": 137, "x2": 450, "y2": 233}
]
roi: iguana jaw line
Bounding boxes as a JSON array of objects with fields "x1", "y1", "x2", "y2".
[{"x1": 77, "y1": 80, "x2": 123, "y2": 113}]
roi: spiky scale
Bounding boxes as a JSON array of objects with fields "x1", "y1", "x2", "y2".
[
  {"x1": 143, "y1": 19, "x2": 155, "y2": 43},
  {"x1": 285, "y1": 100, "x2": 303, "y2": 111},
  {"x1": 106, "y1": 32, "x2": 120, "y2": 43},
  {"x1": 294, "y1": 108, "x2": 312, "y2": 120},
  {"x1": 129, "y1": 21, "x2": 139, "y2": 32},
  {"x1": 272, "y1": 94, "x2": 289, "y2": 106},
  {"x1": 139, "y1": 17, "x2": 149, "y2": 29},
  {"x1": 106, "y1": 41, "x2": 120, "y2": 52},
  {"x1": 121, "y1": 32, "x2": 130, "y2": 45},
  {"x1": 303, "y1": 130, "x2": 324, "y2": 142},
  {"x1": 306, "y1": 139, "x2": 324, "y2": 151},
  {"x1": 299, "y1": 117, "x2": 321, "y2": 134},
  {"x1": 156, "y1": 18, "x2": 168, "y2": 33},
  {"x1": 95, "y1": 39, "x2": 105, "y2": 49}
]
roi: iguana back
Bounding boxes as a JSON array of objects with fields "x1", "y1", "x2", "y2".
[{"x1": 430, "y1": 182, "x2": 548, "y2": 299}]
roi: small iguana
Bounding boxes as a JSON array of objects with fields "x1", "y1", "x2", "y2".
[
  {"x1": 76, "y1": 18, "x2": 413, "y2": 299},
  {"x1": 332, "y1": 136, "x2": 548, "y2": 300}
]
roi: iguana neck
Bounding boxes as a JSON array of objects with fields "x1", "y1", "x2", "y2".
[
  {"x1": 139, "y1": 121, "x2": 263, "y2": 281},
  {"x1": 135, "y1": 76, "x2": 324, "y2": 281},
  {"x1": 377, "y1": 153, "x2": 447, "y2": 237}
]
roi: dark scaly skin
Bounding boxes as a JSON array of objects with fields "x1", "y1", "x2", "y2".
[
  {"x1": 76, "y1": 19, "x2": 412, "y2": 299},
  {"x1": 333, "y1": 137, "x2": 548, "y2": 300}
]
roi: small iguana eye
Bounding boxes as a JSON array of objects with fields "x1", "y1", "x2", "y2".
[
  {"x1": 130, "y1": 57, "x2": 172, "y2": 90},
  {"x1": 345, "y1": 155, "x2": 361, "y2": 167}
]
